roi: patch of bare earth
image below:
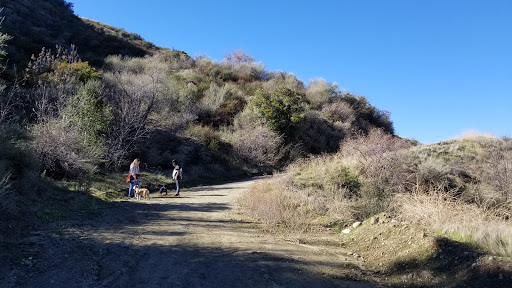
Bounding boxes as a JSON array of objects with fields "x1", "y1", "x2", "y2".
[
  {"x1": 335, "y1": 214, "x2": 512, "y2": 287},
  {"x1": 1, "y1": 179, "x2": 382, "y2": 288}
]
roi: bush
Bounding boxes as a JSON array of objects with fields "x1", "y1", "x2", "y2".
[
  {"x1": 102, "y1": 55, "x2": 168, "y2": 169},
  {"x1": 31, "y1": 116, "x2": 102, "y2": 178},
  {"x1": 198, "y1": 83, "x2": 246, "y2": 127},
  {"x1": 394, "y1": 189, "x2": 512, "y2": 256},
  {"x1": 251, "y1": 87, "x2": 305, "y2": 138},
  {"x1": 293, "y1": 111, "x2": 344, "y2": 154},
  {"x1": 26, "y1": 45, "x2": 98, "y2": 85},
  {"x1": 66, "y1": 80, "x2": 111, "y2": 148},
  {"x1": 185, "y1": 124, "x2": 222, "y2": 151},
  {"x1": 221, "y1": 50, "x2": 268, "y2": 82},
  {"x1": 480, "y1": 137, "x2": 512, "y2": 200},
  {"x1": 263, "y1": 71, "x2": 304, "y2": 93},
  {"x1": 322, "y1": 100, "x2": 355, "y2": 126},
  {"x1": 238, "y1": 178, "x2": 315, "y2": 231},
  {"x1": 305, "y1": 78, "x2": 338, "y2": 109},
  {"x1": 230, "y1": 125, "x2": 283, "y2": 169},
  {"x1": 340, "y1": 94, "x2": 394, "y2": 134}
]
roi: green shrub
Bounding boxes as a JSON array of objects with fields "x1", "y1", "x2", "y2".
[
  {"x1": 66, "y1": 80, "x2": 111, "y2": 146},
  {"x1": 263, "y1": 71, "x2": 304, "y2": 93},
  {"x1": 251, "y1": 87, "x2": 305, "y2": 137},
  {"x1": 293, "y1": 111, "x2": 345, "y2": 154},
  {"x1": 185, "y1": 124, "x2": 222, "y2": 150},
  {"x1": 340, "y1": 94, "x2": 394, "y2": 134},
  {"x1": 292, "y1": 160, "x2": 360, "y2": 193}
]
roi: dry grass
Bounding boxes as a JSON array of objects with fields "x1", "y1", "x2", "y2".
[
  {"x1": 241, "y1": 130, "x2": 512, "y2": 259},
  {"x1": 238, "y1": 177, "x2": 312, "y2": 231},
  {"x1": 394, "y1": 189, "x2": 512, "y2": 256}
]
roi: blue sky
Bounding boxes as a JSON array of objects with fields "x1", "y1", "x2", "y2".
[{"x1": 71, "y1": 0, "x2": 511, "y2": 144}]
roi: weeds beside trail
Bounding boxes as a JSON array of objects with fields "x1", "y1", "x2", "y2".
[{"x1": 239, "y1": 131, "x2": 512, "y2": 287}]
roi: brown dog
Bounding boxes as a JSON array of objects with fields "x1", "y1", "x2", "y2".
[{"x1": 134, "y1": 186, "x2": 150, "y2": 200}]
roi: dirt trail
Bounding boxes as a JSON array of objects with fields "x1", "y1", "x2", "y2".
[{"x1": 2, "y1": 179, "x2": 384, "y2": 288}]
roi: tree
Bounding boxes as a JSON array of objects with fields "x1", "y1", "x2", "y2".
[{"x1": 103, "y1": 55, "x2": 168, "y2": 169}]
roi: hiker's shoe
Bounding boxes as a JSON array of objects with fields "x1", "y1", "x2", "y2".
[{"x1": 173, "y1": 193, "x2": 180, "y2": 197}]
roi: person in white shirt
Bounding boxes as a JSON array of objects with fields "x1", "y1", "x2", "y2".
[
  {"x1": 128, "y1": 158, "x2": 140, "y2": 197},
  {"x1": 171, "y1": 159, "x2": 182, "y2": 197}
]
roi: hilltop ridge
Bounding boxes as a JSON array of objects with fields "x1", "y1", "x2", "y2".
[{"x1": 0, "y1": 0, "x2": 169, "y2": 70}]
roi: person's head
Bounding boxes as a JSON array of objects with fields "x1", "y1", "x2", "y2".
[
  {"x1": 133, "y1": 158, "x2": 140, "y2": 166},
  {"x1": 172, "y1": 159, "x2": 178, "y2": 167}
]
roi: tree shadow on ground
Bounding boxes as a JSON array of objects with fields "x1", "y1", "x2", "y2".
[{"x1": 1, "y1": 233, "x2": 383, "y2": 288}]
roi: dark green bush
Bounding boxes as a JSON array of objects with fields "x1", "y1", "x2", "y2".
[
  {"x1": 293, "y1": 112, "x2": 345, "y2": 154},
  {"x1": 251, "y1": 87, "x2": 306, "y2": 138},
  {"x1": 340, "y1": 94, "x2": 394, "y2": 134}
]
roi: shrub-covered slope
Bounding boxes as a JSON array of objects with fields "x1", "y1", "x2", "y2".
[
  {"x1": 241, "y1": 132, "x2": 512, "y2": 256},
  {"x1": 0, "y1": 0, "x2": 398, "y2": 239},
  {"x1": 0, "y1": 0, "x2": 163, "y2": 70}
]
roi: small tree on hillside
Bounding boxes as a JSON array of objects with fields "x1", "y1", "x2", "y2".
[{"x1": 103, "y1": 55, "x2": 168, "y2": 169}]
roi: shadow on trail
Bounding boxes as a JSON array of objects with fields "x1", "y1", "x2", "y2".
[
  {"x1": 60, "y1": 200, "x2": 232, "y2": 233},
  {"x1": 2, "y1": 234, "x2": 381, "y2": 288}
]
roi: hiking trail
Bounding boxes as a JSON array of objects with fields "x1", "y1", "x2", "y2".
[{"x1": 2, "y1": 179, "x2": 383, "y2": 287}]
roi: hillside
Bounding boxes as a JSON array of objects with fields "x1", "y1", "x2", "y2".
[
  {"x1": 0, "y1": 0, "x2": 164, "y2": 71},
  {"x1": 1, "y1": 1, "x2": 511, "y2": 287},
  {"x1": 239, "y1": 133, "x2": 512, "y2": 286}
]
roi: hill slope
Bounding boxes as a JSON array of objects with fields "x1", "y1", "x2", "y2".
[{"x1": 0, "y1": 0, "x2": 163, "y2": 69}]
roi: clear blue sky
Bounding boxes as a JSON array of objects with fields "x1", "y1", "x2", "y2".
[{"x1": 71, "y1": 0, "x2": 511, "y2": 144}]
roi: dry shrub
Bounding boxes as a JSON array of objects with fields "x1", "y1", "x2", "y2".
[
  {"x1": 238, "y1": 177, "x2": 315, "y2": 231},
  {"x1": 480, "y1": 138, "x2": 512, "y2": 200},
  {"x1": 32, "y1": 117, "x2": 102, "y2": 178},
  {"x1": 221, "y1": 50, "x2": 267, "y2": 82},
  {"x1": 263, "y1": 72, "x2": 304, "y2": 93},
  {"x1": 201, "y1": 84, "x2": 230, "y2": 111},
  {"x1": 230, "y1": 126, "x2": 283, "y2": 168},
  {"x1": 198, "y1": 83, "x2": 246, "y2": 127},
  {"x1": 293, "y1": 111, "x2": 344, "y2": 154},
  {"x1": 322, "y1": 100, "x2": 356, "y2": 125},
  {"x1": 341, "y1": 128, "x2": 411, "y2": 162},
  {"x1": 394, "y1": 189, "x2": 512, "y2": 256},
  {"x1": 233, "y1": 104, "x2": 265, "y2": 130},
  {"x1": 103, "y1": 55, "x2": 169, "y2": 168},
  {"x1": 286, "y1": 155, "x2": 361, "y2": 225},
  {"x1": 341, "y1": 128, "x2": 413, "y2": 195},
  {"x1": 305, "y1": 78, "x2": 338, "y2": 108}
]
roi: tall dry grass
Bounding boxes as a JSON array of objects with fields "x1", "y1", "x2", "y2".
[
  {"x1": 240, "y1": 129, "x2": 512, "y2": 257},
  {"x1": 394, "y1": 188, "x2": 512, "y2": 256},
  {"x1": 238, "y1": 177, "x2": 314, "y2": 231}
]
